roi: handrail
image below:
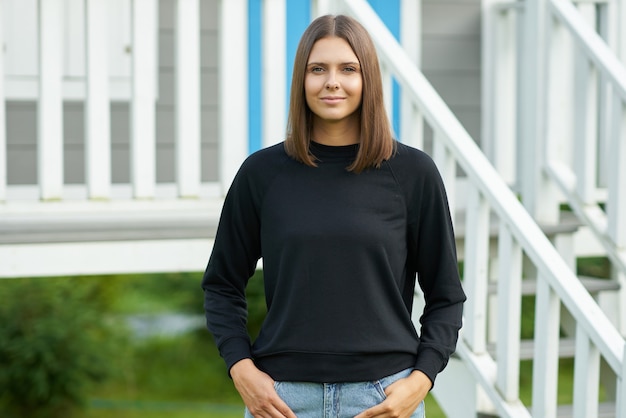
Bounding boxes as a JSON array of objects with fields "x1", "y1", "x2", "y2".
[
  {"x1": 544, "y1": 0, "x2": 626, "y2": 275},
  {"x1": 549, "y1": 0, "x2": 626, "y2": 101},
  {"x1": 322, "y1": 0, "x2": 626, "y2": 415}
]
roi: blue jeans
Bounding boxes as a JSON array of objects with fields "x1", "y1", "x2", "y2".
[{"x1": 244, "y1": 368, "x2": 425, "y2": 418}]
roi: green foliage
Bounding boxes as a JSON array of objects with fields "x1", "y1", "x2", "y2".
[
  {"x1": 88, "y1": 272, "x2": 205, "y2": 315},
  {"x1": 0, "y1": 277, "x2": 129, "y2": 418},
  {"x1": 577, "y1": 256, "x2": 611, "y2": 278}
]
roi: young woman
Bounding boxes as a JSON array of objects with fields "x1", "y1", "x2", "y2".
[{"x1": 202, "y1": 14, "x2": 466, "y2": 418}]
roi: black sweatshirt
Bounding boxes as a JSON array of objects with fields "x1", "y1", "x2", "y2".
[{"x1": 202, "y1": 141, "x2": 465, "y2": 385}]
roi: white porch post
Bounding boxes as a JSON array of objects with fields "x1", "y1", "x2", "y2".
[
  {"x1": 85, "y1": 0, "x2": 112, "y2": 199},
  {"x1": 219, "y1": 0, "x2": 248, "y2": 194},
  {"x1": 131, "y1": 0, "x2": 157, "y2": 199},
  {"x1": 176, "y1": 0, "x2": 201, "y2": 198},
  {"x1": 0, "y1": 0, "x2": 6, "y2": 201},
  {"x1": 400, "y1": 0, "x2": 422, "y2": 149},
  {"x1": 519, "y1": 0, "x2": 558, "y2": 223},
  {"x1": 262, "y1": 0, "x2": 286, "y2": 148},
  {"x1": 545, "y1": 15, "x2": 574, "y2": 186},
  {"x1": 38, "y1": 0, "x2": 64, "y2": 201},
  {"x1": 573, "y1": 5, "x2": 598, "y2": 204},
  {"x1": 482, "y1": 0, "x2": 517, "y2": 185}
]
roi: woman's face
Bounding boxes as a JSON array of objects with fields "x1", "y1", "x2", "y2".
[{"x1": 304, "y1": 36, "x2": 363, "y2": 127}]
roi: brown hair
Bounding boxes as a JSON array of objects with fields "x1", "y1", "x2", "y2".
[{"x1": 284, "y1": 14, "x2": 395, "y2": 173}]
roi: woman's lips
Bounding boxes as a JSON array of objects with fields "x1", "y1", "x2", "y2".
[{"x1": 320, "y1": 96, "x2": 345, "y2": 104}]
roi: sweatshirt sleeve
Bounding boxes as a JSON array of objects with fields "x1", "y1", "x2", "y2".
[
  {"x1": 201, "y1": 159, "x2": 262, "y2": 374},
  {"x1": 409, "y1": 153, "x2": 466, "y2": 386}
]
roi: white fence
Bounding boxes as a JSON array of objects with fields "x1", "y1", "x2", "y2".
[{"x1": 0, "y1": 0, "x2": 222, "y2": 202}]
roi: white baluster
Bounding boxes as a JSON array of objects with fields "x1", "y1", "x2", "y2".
[
  {"x1": 496, "y1": 223, "x2": 522, "y2": 401},
  {"x1": 617, "y1": 342, "x2": 626, "y2": 416},
  {"x1": 85, "y1": 0, "x2": 111, "y2": 199},
  {"x1": 176, "y1": 0, "x2": 201, "y2": 197},
  {"x1": 262, "y1": 0, "x2": 286, "y2": 147},
  {"x1": 219, "y1": 0, "x2": 248, "y2": 193},
  {"x1": 573, "y1": 326, "x2": 600, "y2": 418},
  {"x1": 380, "y1": 61, "x2": 393, "y2": 135},
  {"x1": 433, "y1": 132, "x2": 456, "y2": 222},
  {"x1": 131, "y1": 0, "x2": 157, "y2": 199},
  {"x1": 399, "y1": 0, "x2": 422, "y2": 149},
  {"x1": 463, "y1": 185, "x2": 490, "y2": 353},
  {"x1": 573, "y1": 54, "x2": 598, "y2": 204},
  {"x1": 607, "y1": 98, "x2": 626, "y2": 255},
  {"x1": 532, "y1": 278, "x2": 560, "y2": 418},
  {"x1": 608, "y1": 97, "x2": 626, "y2": 337},
  {"x1": 38, "y1": 0, "x2": 64, "y2": 200}
]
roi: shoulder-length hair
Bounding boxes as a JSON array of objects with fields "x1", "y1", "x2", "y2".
[{"x1": 284, "y1": 14, "x2": 395, "y2": 173}]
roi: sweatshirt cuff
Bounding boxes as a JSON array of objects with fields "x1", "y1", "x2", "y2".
[
  {"x1": 220, "y1": 336, "x2": 253, "y2": 376},
  {"x1": 414, "y1": 347, "x2": 447, "y2": 388}
]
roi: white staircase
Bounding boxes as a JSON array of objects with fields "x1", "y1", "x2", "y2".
[{"x1": 319, "y1": 0, "x2": 626, "y2": 416}]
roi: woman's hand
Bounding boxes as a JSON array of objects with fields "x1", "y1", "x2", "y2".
[
  {"x1": 230, "y1": 359, "x2": 297, "y2": 418},
  {"x1": 354, "y1": 370, "x2": 431, "y2": 418}
]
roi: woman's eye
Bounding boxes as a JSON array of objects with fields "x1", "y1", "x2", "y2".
[{"x1": 310, "y1": 67, "x2": 324, "y2": 73}]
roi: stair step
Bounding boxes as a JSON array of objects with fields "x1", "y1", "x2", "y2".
[
  {"x1": 477, "y1": 402, "x2": 616, "y2": 418},
  {"x1": 454, "y1": 210, "x2": 582, "y2": 239},
  {"x1": 486, "y1": 276, "x2": 620, "y2": 296},
  {"x1": 488, "y1": 338, "x2": 576, "y2": 361},
  {"x1": 557, "y1": 402, "x2": 616, "y2": 418}
]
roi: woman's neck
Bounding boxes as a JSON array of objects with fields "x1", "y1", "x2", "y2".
[{"x1": 311, "y1": 117, "x2": 360, "y2": 146}]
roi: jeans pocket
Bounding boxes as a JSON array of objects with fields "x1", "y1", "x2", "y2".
[
  {"x1": 378, "y1": 367, "x2": 413, "y2": 387},
  {"x1": 371, "y1": 380, "x2": 387, "y2": 400}
]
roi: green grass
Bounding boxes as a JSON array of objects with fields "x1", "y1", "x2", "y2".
[{"x1": 85, "y1": 408, "x2": 243, "y2": 418}]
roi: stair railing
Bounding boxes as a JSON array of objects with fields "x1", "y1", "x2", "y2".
[
  {"x1": 542, "y1": 0, "x2": 626, "y2": 334},
  {"x1": 317, "y1": 0, "x2": 626, "y2": 416},
  {"x1": 487, "y1": 0, "x2": 626, "y2": 331}
]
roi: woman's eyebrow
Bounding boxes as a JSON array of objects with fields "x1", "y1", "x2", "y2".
[{"x1": 306, "y1": 61, "x2": 360, "y2": 66}]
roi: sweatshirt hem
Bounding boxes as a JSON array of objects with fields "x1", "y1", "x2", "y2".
[{"x1": 254, "y1": 351, "x2": 416, "y2": 383}]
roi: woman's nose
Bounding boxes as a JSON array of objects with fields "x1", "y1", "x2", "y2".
[{"x1": 325, "y1": 77, "x2": 340, "y2": 90}]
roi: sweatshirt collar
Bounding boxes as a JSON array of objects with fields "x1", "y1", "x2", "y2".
[{"x1": 310, "y1": 141, "x2": 359, "y2": 162}]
